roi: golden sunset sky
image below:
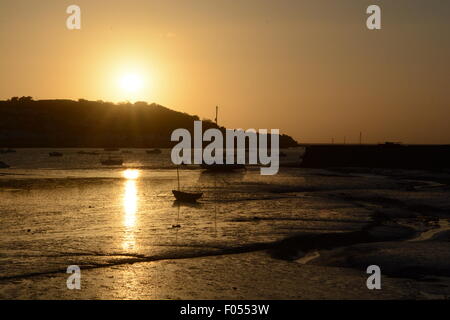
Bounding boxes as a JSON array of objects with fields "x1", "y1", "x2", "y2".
[{"x1": 0, "y1": 0, "x2": 449, "y2": 143}]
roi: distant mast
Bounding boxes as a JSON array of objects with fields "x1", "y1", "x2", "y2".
[{"x1": 215, "y1": 105, "x2": 218, "y2": 125}]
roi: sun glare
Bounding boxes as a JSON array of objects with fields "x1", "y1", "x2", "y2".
[
  {"x1": 119, "y1": 73, "x2": 143, "y2": 93},
  {"x1": 123, "y1": 169, "x2": 140, "y2": 180}
]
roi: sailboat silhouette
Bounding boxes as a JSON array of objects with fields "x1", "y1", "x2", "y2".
[
  {"x1": 172, "y1": 166, "x2": 203, "y2": 202},
  {"x1": 201, "y1": 106, "x2": 245, "y2": 172}
]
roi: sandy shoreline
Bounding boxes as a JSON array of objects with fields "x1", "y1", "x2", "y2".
[{"x1": 0, "y1": 251, "x2": 423, "y2": 300}]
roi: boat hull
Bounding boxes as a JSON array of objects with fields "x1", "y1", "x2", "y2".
[{"x1": 172, "y1": 190, "x2": 203, "y2": 202}]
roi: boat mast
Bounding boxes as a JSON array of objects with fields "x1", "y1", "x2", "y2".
[{"x1": 215, "y1": 105, "x2": 218, "y2": 125}]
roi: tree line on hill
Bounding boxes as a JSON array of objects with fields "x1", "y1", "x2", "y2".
[{"x1": 0, "y1": 97, "x2": 299, "y2": 148}]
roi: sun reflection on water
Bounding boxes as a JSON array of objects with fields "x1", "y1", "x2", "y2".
[
  {"x1": 123, "y1": 169, "x2": 140, "y2": 180},
  {"x1": 122, "y1": 169, "x2": 140, "y2": 250},
  {"x1": 124, "y1": 180, "x2": 137, "y2": 228}
]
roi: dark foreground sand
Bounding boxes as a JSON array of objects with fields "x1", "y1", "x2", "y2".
[{"x1": 1, "y1": 246, "x2": 449, "y2": 300}]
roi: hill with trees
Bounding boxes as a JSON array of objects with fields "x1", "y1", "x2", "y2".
[{"x1": 0, "y1": 97, "x2": 299, "y2": 148}]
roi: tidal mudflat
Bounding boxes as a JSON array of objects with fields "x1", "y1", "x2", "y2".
[{"x1": 1, "y1": 149, "x2": 450, "y2": 299}]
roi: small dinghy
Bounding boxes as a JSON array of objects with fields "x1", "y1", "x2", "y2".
[
  {"x1": 100, "y1": 157, "x2": 123, "y2": 166},
  {"x1": 172, "y1": 190, "x2": 203, "y2": 202},
  {"x1": 0, "y1": 148, "x2": 16, "y2": 154},
  {"x1": 172, "y1": 167, "x2": 202, "y2": 202},
  {"x1": 78, "y1": 151, "x2": 99, "y2": 155},
  {"x1": 49, "y1": 152, "x2": 63, "y2": 157},
  {"x1": 146, "y1": 148, "x2": 162, "y2": 154}
]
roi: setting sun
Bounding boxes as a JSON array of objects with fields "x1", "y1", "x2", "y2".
[{"x1": 118, "y1": 73, "x2": 144, "y2": 93}]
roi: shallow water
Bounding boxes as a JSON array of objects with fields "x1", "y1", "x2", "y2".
[{"x1": 0, "y1": 148, "x2": 448, "y2": 280}]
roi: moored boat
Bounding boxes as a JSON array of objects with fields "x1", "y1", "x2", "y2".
[
  {"x1": 200, "y1": 106, "x2": 246, "y2": 172},
  {"x1": 49, "y1": 152, "x2": 63, "y2": 157},
  {"x1": 78, "y1": 151, "x2": 99, "y2": 155},
  {"x1": 100, "y1": 157, "x2": 123, "y2": 166},
  {"x1": 172, "y1": 190, "x2": 203, "y2": 202},
  {"x1": 172, "y1": 167, "x2": 203, "y2": 202},
  {"x1": 0, "y1": 148, "x2": 16, "y2": 154},
  {"x1": 146, "y1": 148, "x2": 162, "y2": 154}
]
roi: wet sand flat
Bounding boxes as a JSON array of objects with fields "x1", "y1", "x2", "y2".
[
  {"x1": 0, "y1": 251, "x2": 420, "y2": 300},
  {"x1": 1, "y1": 149, "x2": 450, "y2": 299}
]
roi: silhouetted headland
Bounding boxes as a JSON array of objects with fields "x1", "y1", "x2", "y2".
[{"x1": 0, "y1": 97, "x2": 299, "y2": 148}]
